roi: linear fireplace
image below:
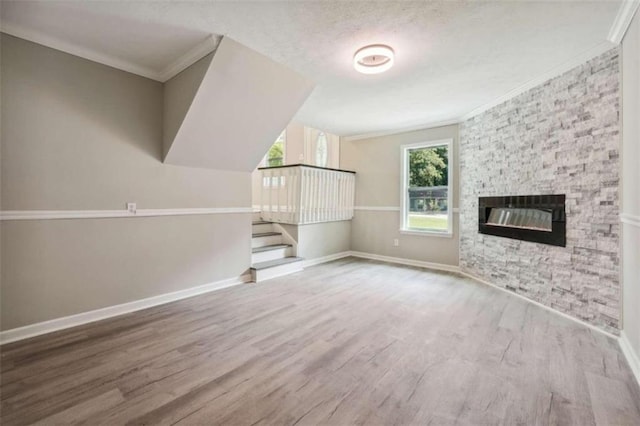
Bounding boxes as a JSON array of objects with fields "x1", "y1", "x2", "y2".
[{"x1": 478, "y1": 194, "x2": 566, "y2": 247}]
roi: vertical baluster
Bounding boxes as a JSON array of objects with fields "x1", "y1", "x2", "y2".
[
  {"x1": 309, "y1": 169, "x2": 315, "y2": 223},
  {"x1": 313, "y1": 169, "x2": 319, "y2": 223},
  {"x1": 344, "y1": 172, "x2": 350, "y2": 220},
  {"x1": 302, "y1": 168, "x2": 309, "y2": 224},
  {"x1": 327, "y1": 171, "x2": 336, "y2": 221},
  {"x1": 290, "y1": 167, "x2": 295, "y2": 223},
  {"x1": 319, "y1": 170, "x2": 324, "y2": 222},
  {"x1": 327, "y1": 171, "x2": 332, "y2": 222},
  {"x1": 331, "y1": 172, "x2": 340, "y2": 220},
  {"x1": 341, "y1": 173, "x2": 345, "y2": 220},
  {"x1": 318, "y1": 170, "x2": 327, "y2": 222},
  {"x1": 325, "y1": 171, "x2": 331, "y2": 222},
  {"x1": 265, "y1": 170, "x2": 270, "y2": 221},
  {"x1": 336, "y1": 174, "x2": 342, "y2": 221},
  {"x1": 350, "y1": 174, "x2": 355, "y2": 218},
  {"x1": 292, "y1": 167, "x2": 298, "y2": 223},
  {"x1": 260, "y1": 170, "x2": 265, "y2": 220}
]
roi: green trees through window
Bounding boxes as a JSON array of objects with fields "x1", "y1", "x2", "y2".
[
  {"x1": 402, "y1": 142, "x2": 451, "y2": 233},
  {"x1": 408, "y1": 146, "x2": 448, "y2": 187},
  {"x1": 267, "y1": 131, "x2": 285, "y2": 167}
]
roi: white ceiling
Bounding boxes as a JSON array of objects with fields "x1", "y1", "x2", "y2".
[{"x1": 0, "y1": 1, "x2": 631, "y2": 137}]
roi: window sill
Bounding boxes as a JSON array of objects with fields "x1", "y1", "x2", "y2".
[{"x1": 400, "y1": 229, "x2": 453, "y2": 238}]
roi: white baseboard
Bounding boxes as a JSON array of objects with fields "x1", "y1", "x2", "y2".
[
  {"x1": 619, "y1": 331, "x2": 640, "y2": 386},
  {"x1": 0, "y1": 274, "x2": 252, "y2": 345},
  {"x1": 349, "y1": 251, "x2": 461, "y2": 274},
  {"x1": 457, "y1": 270, "x2": 618, "y2": 340},
  {"x1": 345, "y1": 251, "x2": 617, "y2": 340},
  {"x1": 301, "y1": 251, "x2": 352, "y2": 268}
]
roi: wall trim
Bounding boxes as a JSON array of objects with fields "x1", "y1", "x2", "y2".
[
  {"x1": 619, "y1": 331, "x2": 640, "y2": 386},
  {"x1": 0, "y1": 25, "x2": 219, "y2": 83},
  {"x1": 621, "y1": 213, "x2": 640, "y2": 227},
  {"x1": 460, "y1": 41, "x2": 616, "y2": 121},
  {"x1": 342, "y1": 119, "x2": 460, "y2": 142},
  {"x1": 0, "y1": 274, "x2": 252, "y2": 345},
  {"x1": 158, "y1": 35, "x2": 218, "y2": 82},
  {"x1": 0, "y1": 25, "x2": 162, "y2": 81},
  {"x1": 607, "y1": 0, "x2": 640, "y2": 44},
  {"x1": 354, "y1": 206, "x2": 400, "y2": 211},
  {"x1": 0, "y1": 207, "x2": 254, "y2": 221},
  {"x1": 354, "y1": 206, "x2": 460, "y2": 213},
  {"x1": 349, "y1": 251, "x2": 461, "y2": 274}
]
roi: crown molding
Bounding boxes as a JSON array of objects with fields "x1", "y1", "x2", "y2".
[
  {"x1": 460, "y1": 40, "x2": 616, "y2": 122},
  {"x1": 158, "y1": 35, "x2": 219, "y2": 82},
  {"x1": 0, "y1": 22, "x2": 220, "y2": 83},
  {"x1": 0, "y1": 22, "x2": 163, "y2": 81},
  {"x1": 341, "y1": 119, "x2": 460, "y2": 142},
  {"x1": 608, "y1": 0, "x2": 640, "y2": 44}
]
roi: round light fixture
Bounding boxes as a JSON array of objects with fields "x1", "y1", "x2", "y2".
[{"x1": 353, "y1": 44, "x2": 394, "y2": 74}]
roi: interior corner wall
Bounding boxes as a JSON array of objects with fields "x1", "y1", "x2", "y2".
[
  {"x1": 340, "y1": 124, "x2": 460, "y2": 266},
  {"x1": 0, "y1": 34, "x2": 252, "y2": 331},
  {"x1": 459, "y1": 48, "x2": 621, "y2": 334},
  {"x1": 621, "y1": 10, "x2": 640, "y2": 356},
  {"x1": 163, "y1": 52, "x2": 214, "y2": 159}
]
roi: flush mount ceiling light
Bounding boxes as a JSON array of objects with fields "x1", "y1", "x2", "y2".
[{"x1": 353, "y1": 44, "x2": 395, "y2": 74}]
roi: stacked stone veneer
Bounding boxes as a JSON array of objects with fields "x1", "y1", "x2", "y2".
[{"x1": 459, "y1": 48, "x2": 620, "y2": 334}]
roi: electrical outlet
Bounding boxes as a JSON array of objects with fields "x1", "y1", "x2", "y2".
[
  {"x1": 127, "y1": 203, "x2": 137, "y2": 214},
  {"x1": 393, "y1": 238, "x2": 399, "y2": 247}
]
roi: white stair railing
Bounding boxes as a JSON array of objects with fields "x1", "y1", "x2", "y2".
[{"x1": 259, "y1": 164, "x2": 355, "y2": 224}]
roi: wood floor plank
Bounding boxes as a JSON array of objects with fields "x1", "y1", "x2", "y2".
[{"x1": 1, "y1": 257, "x2": 639, "y2": 425}]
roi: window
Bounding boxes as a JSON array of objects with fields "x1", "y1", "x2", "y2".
[
  {"x1": 400, "y1": 139, "x2": 452, "y2": 236},
  {"x1": 262, "y1": 130, "x2": 286, "y2": 188},
  {"x1": 266, "y1": 130, "x2": 286, "y2": 167},
  {"x1": 315, "y1": 132, "x2": 328, "y2": 167}
]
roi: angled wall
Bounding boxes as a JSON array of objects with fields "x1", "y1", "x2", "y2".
[
  {"x1": 164, "y1": 37, "x2": 315, "y2": 172},
  {"x1": 163, "y1": 52, "x2": 214, "y2": 159}
]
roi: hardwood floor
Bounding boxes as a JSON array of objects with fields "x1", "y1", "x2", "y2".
[{"x1": 1, "y1": 257, "x2": 639, "y2": 425}]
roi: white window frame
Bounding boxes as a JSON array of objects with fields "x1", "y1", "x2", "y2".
[{"x1": 400, "y1": 138, "x2": 453, "y2": 237}]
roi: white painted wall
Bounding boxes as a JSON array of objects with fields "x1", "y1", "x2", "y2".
[{"x1": 621, "y1": 9, "x2": 640, "y2": 366}]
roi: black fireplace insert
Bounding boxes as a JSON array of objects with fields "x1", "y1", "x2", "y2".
[{"x1": 478, "y1": 194, "x2": 566, "y2": 247}]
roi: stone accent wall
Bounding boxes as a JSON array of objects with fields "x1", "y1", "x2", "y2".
[{"x1": 459, "y1": 48, "x2": 620, "y2": 334}]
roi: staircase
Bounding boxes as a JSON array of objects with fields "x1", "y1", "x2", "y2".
[{"x1": 251, "y1": 219, "x2": 303, "y2": 282}]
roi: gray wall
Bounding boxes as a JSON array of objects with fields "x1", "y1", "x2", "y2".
[
  {"x1": 460, "y1": 48, "x2": 621, "y2": 334},
  {"x1": 341, "y1": 125, "x2": 460, "y2": 266},
  {"x1": 163, "y1": 52, "x2": 213, "y2": 159},
  {"x1": 622, "y1": 11, "x2": 640, "y2": 358},
  {"x1": 1, "y1": 35, "x2": 251, "y2": 330}
]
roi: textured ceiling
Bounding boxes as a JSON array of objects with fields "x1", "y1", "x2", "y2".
[{"x1": 0, "y1": 1, "x2": 624, "y2": 137}]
